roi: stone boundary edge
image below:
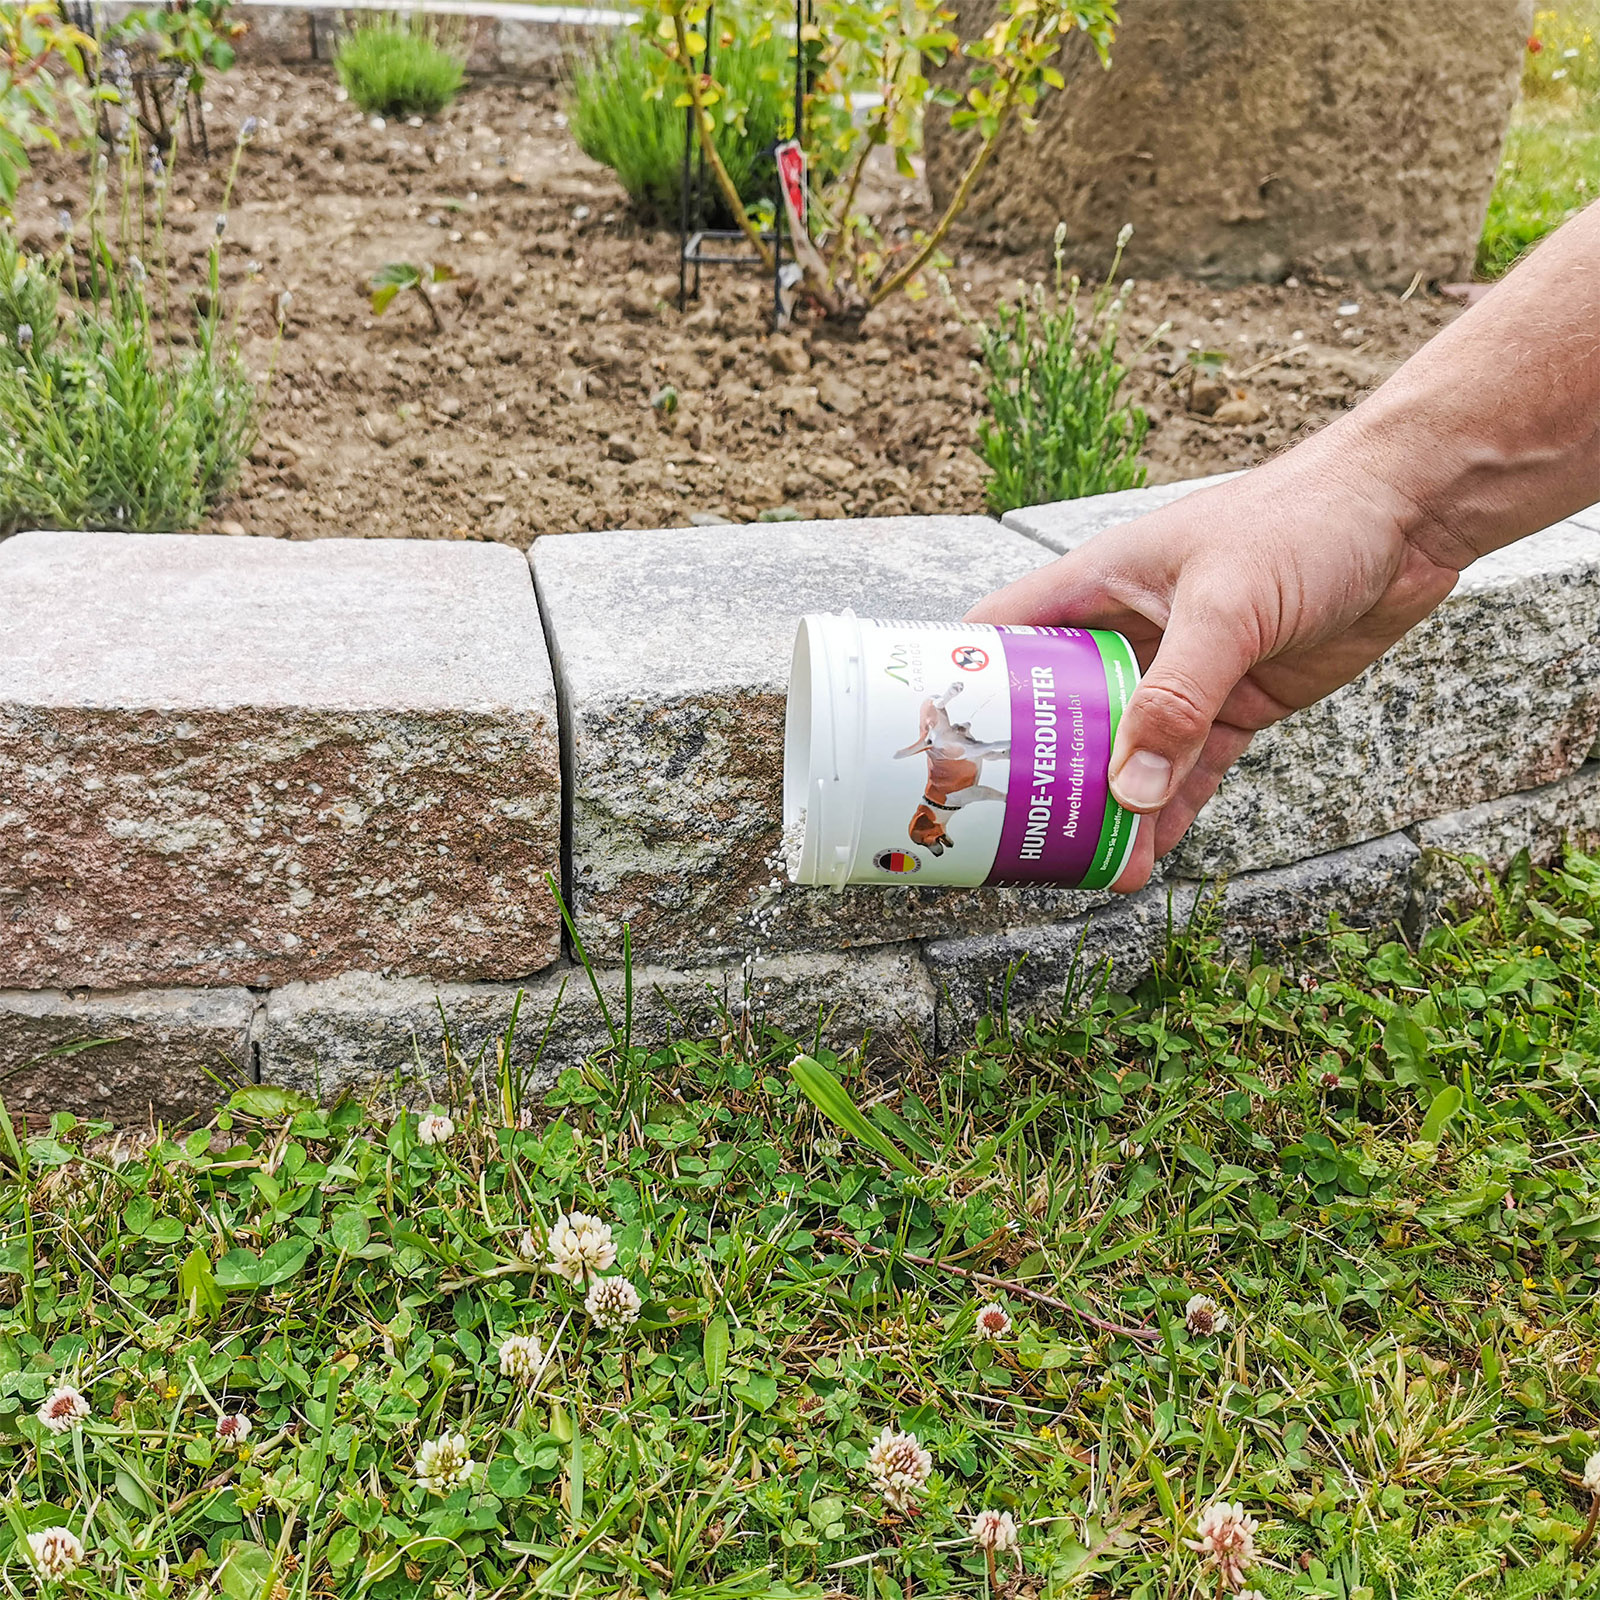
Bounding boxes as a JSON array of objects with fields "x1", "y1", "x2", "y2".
[
  {"x1": 6, "y1": 760, "x2": 1599, "y2": 1125},
  {"x1": 91, "y1": 0, "x2": 629, "y2": 77}
]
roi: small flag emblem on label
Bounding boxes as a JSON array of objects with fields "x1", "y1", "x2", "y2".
[{"x1": 872, "y1": 849, "x2": 922, "y2": 875}]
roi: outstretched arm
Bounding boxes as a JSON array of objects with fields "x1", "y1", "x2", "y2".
[{"x1": 967, "y1": 200, "x2": 1600, "y2": 890}]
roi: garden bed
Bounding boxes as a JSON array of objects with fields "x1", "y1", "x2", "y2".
[{"x1": 15, "y1": 61, "x2": 1465, "y2": 544}]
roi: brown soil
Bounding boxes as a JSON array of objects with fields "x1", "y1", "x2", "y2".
[{"x1": 17, "y1": 63, "x2": 1465, "y2": 544}]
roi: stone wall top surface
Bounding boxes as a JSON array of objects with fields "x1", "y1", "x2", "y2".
[
  {"x1": 0, "y1": 531, "x2": 554, "y2": 715},
  {"x1": 531, "y1": 515, "x2": 1139, "y2": 965},
  {"x1": 532, "y1": 516, "x2": 1027, "y2": 703},
  {"x1": 1003, "y1": 472, "x2": 1242, "y2": 553},
  {"x1": 1, "y1": 530, "x2": 562, "y2": 989}
]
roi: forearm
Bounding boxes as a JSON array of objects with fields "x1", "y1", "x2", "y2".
[{"x1": 1306, "y1": 199, "x2": 1600, "y2": 571}]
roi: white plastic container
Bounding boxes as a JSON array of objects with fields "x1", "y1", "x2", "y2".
[{"x1": 784, "y1": 614, "x2": 1141, "y2": 890}]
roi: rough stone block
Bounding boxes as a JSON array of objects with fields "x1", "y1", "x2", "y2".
[
  {"x1": 0, "y1": 988, "x2": 255, "y2": 1125},
  {"x1": 1409, "y1": 761, "x2": 1600, "y2": 925},
  {"x1": 1169, "y1": 518, "x2": 1600, "y2": 876},
  {"x1": 532, "y1": 516, "x2": 1131, "y2": 966},
  {"x1": 924, "y1": 0, "x2": 1529, "y2": 288},
  {"x1": 1002, "y1": 473, "x2": 1242, "y2": 554},
  {"x1": 260, "y1": 946, "x2": 934, "y2": 1099},
  {"x1": 0, "y1": 531, "x2": 561, "y2": 989},
  {"x1": 927, "y1": 832, "x2": 1418, "y2": 1046}
]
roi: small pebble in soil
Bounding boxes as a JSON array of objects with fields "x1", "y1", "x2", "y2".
[
  {"x1": 760, "y1": 505, "x2": 804, "y2": 523},
  {"x1": 573, "y1": 205, "x2": 591, "y2": 222},
  {"x1": 1338, "y1": 301, "x2": 1361, "y2": 316}
]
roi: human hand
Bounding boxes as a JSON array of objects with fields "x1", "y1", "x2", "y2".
[{"x1": 965, "y1": 448, "x2": 1462, "y2": 889}]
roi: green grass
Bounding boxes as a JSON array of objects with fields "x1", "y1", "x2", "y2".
[
  {"x1": 565, "y1": 26, "x2": 790, "y2": 222},
  {"x1": 334, "y1": 15, "x2": 466, "y2": 120},
  {"x1": 1478, "y1": 98, "x2": 1600, "y2": 277},
  {"x1": 1478, "y1": 0, "x2": 1600, "y2": 280},
  {"x1": 7, "y1": 849, "x2": 1600, "y2": 1597}
]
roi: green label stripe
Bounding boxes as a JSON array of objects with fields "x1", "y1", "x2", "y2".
[{"x1": 1081, "y1": 629, "x2": 1140, "y2": 891}]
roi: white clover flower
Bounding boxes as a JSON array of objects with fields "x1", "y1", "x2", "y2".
[
  {"x1": 970, "y1": 1507, "x2": 1020, "y2": 1553},
  {"x1": 498, "y1": 1332, "x2": 544, "y2": 1384},
  {"x1": 1583, "y1": 1448, "x2": 1600, "y2": 1495},
  {"x1": 1184, "y1": 1294, "x2": 1229, "y2": 1337},
  {"x1": 1235, "y1": 1591, "x2": 1267, "y2": 1600},
  {"x1": 1185, "y1": 1500, "x2": 1259, "y2": 1589},
  {"x1": 546, "y1": 1211, "x2": 616, "y2": 1283},
  {"x1": 865, "y1": 1425, "x2": 932, "y2": 1511},
  {"x1": 37, "y1": 1385, "x2": 90, "y2": 1434},
  {"x1": 216, "y1": 1412, "x2": 251, "y2": 1447},
  {"x1": 26, "y1": 1527, "x2": 84, "y2": 1581},
  {"x1": 415, "y1": 1432, "x2": 475, "y2": 1495},
  {"x1": 585, "y1": 1276, "x2": 642, "y2": 1330},
  {"x1": 972, "y1": 1302, "x2": 1012, "y2": 1342},
  {"x1": 417, "y1": 1112, "x2": 454, "y2": 1147},
  {"x1": 517, "y1": 1228, "x2": 539, "y2": 1261}
]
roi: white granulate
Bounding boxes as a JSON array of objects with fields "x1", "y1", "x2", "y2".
[{"x1": 781, "y1": 809, "x2": 808, "y2": 883}]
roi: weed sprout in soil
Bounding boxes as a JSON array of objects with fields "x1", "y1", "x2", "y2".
[{"x1": 0, "y1": 118, "x2": 268, "y2": 535}]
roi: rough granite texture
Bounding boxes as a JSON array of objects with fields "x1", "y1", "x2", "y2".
[
  {"x1": 923, "y1": 0, "x2": 1530, "y2": 287},
  {"x1": 260, "y1": 946, "x2": 934, "y2": 1098},
  {"x1": 1408, "y1": 762, "x2": 1600, "y2": 926},
  {"x1": 926, "y1": 832, "x2": 1419, "y2": 1045},
  {"x1": 0, "y1": 531, "x2": 561, "y2": 988},
  {"x1": 0, "y1": 987, "x2": 256, "y2": 1124},
  {"x1": 532, "y1": 516, "x2": 1142, "y2": 966},
  {"x1": 1003, "y1": 473, "x2": 1242, "y2": 554},
  {"x1": 1167, "y1": 517, "x2": 1600, "y2": 876}
]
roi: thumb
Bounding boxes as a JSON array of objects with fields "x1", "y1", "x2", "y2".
[{"x1": 1109, "y1": 600, "x2": 1259, "y2": 814}]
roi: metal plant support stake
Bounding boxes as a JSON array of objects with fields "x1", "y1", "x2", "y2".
[
  {"x1": 66, "y1": 0, "x2": 210, "y2": 157},
  {"x1": 678, "y1": 0, "x2": 810, "y2": 330}
]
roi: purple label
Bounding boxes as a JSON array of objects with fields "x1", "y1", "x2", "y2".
[{"x1": 986, "y1": 628, "x2": 1112, "y2": 887}]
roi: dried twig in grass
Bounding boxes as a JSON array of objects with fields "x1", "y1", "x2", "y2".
[{"x1": 818, "y1": 1227, "x2": 1159, "y2": 1342}]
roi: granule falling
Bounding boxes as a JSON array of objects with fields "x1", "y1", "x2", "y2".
[{"x1": 782, "y1": 808, "x2": 808, "y2": 883}]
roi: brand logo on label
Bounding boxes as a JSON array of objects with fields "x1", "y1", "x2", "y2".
[
  {"x1": 951, "y1": 644, "x2": 989, "y2": 672},
  {"x1": 883, "y1": 645, "x2": 911, "y2": 686},
  {"x1": 873, "y1": 848, "x2": 922, "y2": 875}
]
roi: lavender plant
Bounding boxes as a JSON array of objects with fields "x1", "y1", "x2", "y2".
[
  {"x1": 970, "y1": 223, "x2": 1165, "y2": 514},
  {"x1": 0, "y1": 118, "x2": 267, "y2": 534},
  {"x1": 335, "y1": 13, "x2": 466, "y2": 119}
]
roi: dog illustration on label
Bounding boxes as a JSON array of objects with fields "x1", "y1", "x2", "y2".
[{"x1": 894, "y1": 682, "x2": 1010, "y2": 856}]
